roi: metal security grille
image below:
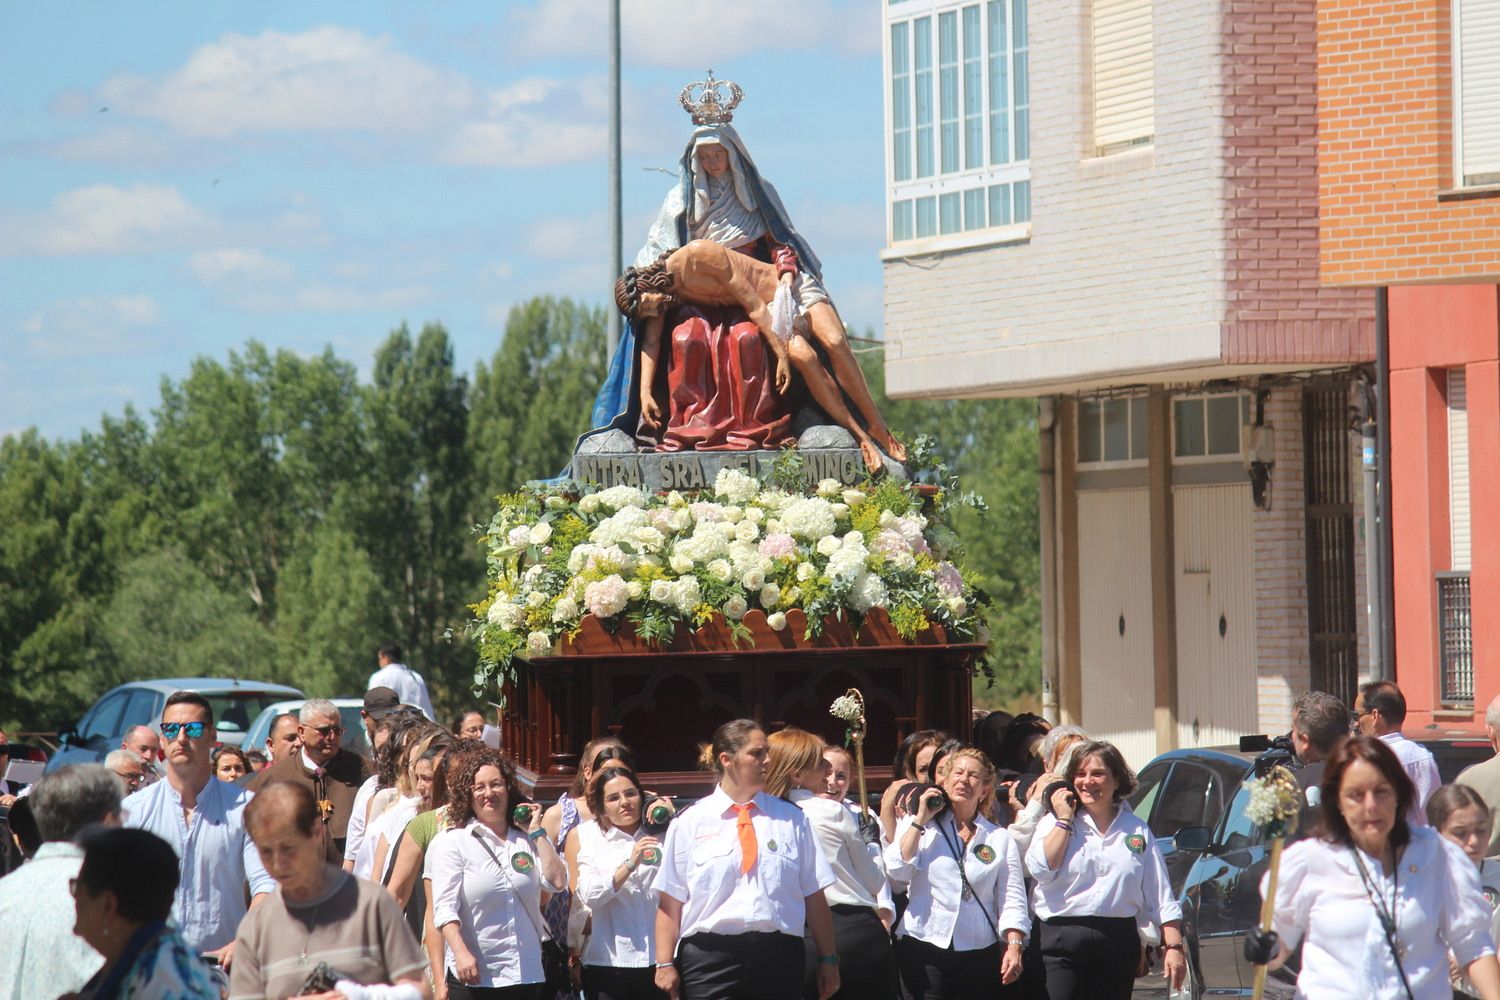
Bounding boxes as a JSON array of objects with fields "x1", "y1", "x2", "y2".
[
  {"x1": 1438, "y1": 572, "x2": 1474, "y2": 706},
  {"x1": 1303, "y1": 386, "x2": 1358, "y2": 708}
]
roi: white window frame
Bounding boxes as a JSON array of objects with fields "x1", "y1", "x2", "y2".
[
  {"x1": 1452, "y1": 0, "x2": 1500, "y2": 189},
  {"x1": 884, "y1": 0, "x2": 1031, "y2": 254},
  {"x1": 1076, "y1": 395, "x2": 1150, "y2": 469},
  {"x1": 1170, "y1": 392, "x2": 1250, "y2": 465}
]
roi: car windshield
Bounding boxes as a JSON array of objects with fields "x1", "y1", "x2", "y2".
[{"x1": 203, "y1": 692, "x2": 297, "y2": 735}]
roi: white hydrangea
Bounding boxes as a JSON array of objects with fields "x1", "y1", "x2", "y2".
[
  {"x1": 584, "y1": 574, "x2": 630, "y2": 618},
  {"x1": 816, "y1": 478, "x2": 842, "y2": 498},
  {"x1": 488, "y1": 600, "x2": 524, "y2": 629},
  {"x1": 723, "y1": 595, "x2": 749, "y2": 620},
  {"x1": 757, "y1": 489, "x2": 794, "y2": 512},
  {"x1": 526, "y1": 630, "x2": 552, "y2": 656},
  {"x1": 767, "y1": 611, "x2": 788, "y2": 631},
  {"x1": 850, "y1": 572, "x2": 889, "y2": 612},
  {"x1": 649, "y1": 509, "x2": 677, "y2": 535},
  {"x1": 816, "y1": 535, "x2": 841, "y2": 557},
  {"x1": 896, "y1": 513, "x2": 929, "y2": 548},
  {"x1": 507, "y1": 525, "x2": 531, "y2": 548},
  {"x1": 714, "y1": 467, "x2": 762, "y2": 504},
  {"x1": 567, "y1": 545, "x2": 594, "y2": 574},
  {"x1": 728, "y1": 540, "x2": 760, "y2": 575},
  {"x1": 670, "y1": 577, "x2": 702, "y2": 613},
  {"x1": 690, "y1": 501, "x2": 726, "y2": 523},
  {"x1": 828, "y1": 543, "x2": 869, "y2": 582},
  {"x1": 590, "y1": 506, "x2": 649, "y2": 547},
  {"x1": 742, "y1": 567, "x2": 766, "y2": 591},
  {"x1": 760, "y1": 583, "x2": 782, "y2": 609},
  {"x1": 529, "y1": 522, "x2": 553, "y2": 545},
  {"x1": 586, "y1": 545, "x2": 633, "y2": 574},
  {"x1": 552, "y1": 596, "x2": 580, "y2": 622},
  {"x1": 707, "y1": 559, "x2": 733, "y2": 583},
  {"x1": 781, "y1": 497, "x2": 838, "y2": 541},
  {"x1": 596, "y1": 485, "x2": 648, "y2": 511}
]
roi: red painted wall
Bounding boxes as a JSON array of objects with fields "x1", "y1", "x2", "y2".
[{"x1": 1390, "y1": 286, "x2": 1500, "y2": 727}]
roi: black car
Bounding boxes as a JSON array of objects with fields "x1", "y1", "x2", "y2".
[{"x1": 1126, "y1": 733, "x2": 1492, "y2": 999}]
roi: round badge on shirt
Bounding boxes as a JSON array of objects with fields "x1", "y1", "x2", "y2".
[
  {"x1": 767, "y1": 839, "x2": 779, "y2": 853},
  {"x1": 1484, "y1": 886, "x2": 1500, "y2": 910},
  {"x1": 641, "y1": 846, "x2": 663, "y2": 866},
  {"x1": 972, "y1": 844, "x2": 996, "y2": 864},
  {"x1": 512, "y1": 851, "x2": 535, "y2": 874},
  {"x1": 1125, "y1": 834, "x2": 1146, "y2": 855}
]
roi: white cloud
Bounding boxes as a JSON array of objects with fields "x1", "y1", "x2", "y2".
[
  {"x1": 23, "y1": 295, "x2": 165, "y2": 359},
  {"x1": 45, "y1": 126, "x2": 176, "y2": 167},
  {"x1": 505, "y1": 0, "x2": 880, "y2": 66},
  {"x1": 6, "y1": 183, "x2": 213, "y2": 256},
  {"x1": 189, "y1": 247, "x2": 295, "y2": 285},
  {"x1": 522, "y1": 213, "x2": 607, "y2": 262},
  {"x1": 293, "y1": 284, "x2": 430, "y2": 312},
  {"x1": 98, "y1": 26, "x2": 478, "y2": 137},
  {"x1": 439, "y1": 78, "x2": 606, "y2": 167}
]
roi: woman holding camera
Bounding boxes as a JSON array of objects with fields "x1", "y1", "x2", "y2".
[
  {"x1": 767, "y1": 728, "x2": 895, "y2": 1000},
  {"x1": 1245, "y1": 736, "x2": 1500, "y2": 999},
  {"x1": 653, "y1": 718, "x2": 841, "y2": 1000},
  {"x1": 574, "y1": 765, "x2": 668, "y2": 1000},
  {"x1": 884, "y1": 745, "x2": 1029, "y2": 999},
  {"x1": 881, "y1": 730, "x2": 950, "y2": 844},
  {"x1": 1026, "y1": 740, "x2": 1183, "y2": 1000},
  {"x1": 231, "y1": 781, "x2": 429, "y2": 1000},
  {"x1": 426, "y1": 748, "x2": 566, "y2": 1000}
]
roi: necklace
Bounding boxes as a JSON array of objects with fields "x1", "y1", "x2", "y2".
[{"x1": 299, "y1": 899, "x2": 323, "y2": 961}]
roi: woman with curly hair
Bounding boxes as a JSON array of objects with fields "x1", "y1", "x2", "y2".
[{"x1": 426, "y1": 748, "x2": 565, "y2": 999}]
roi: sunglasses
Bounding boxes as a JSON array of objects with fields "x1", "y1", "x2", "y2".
[
  {"x1": 307, "y1": 724, "x2": 343, "y2": 737},
  {"x1": 160, "y1": 721, "x2": 207, "y2": 739}
]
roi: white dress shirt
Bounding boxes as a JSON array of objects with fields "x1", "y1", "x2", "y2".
[
  {"x1": 656, "y1": 786, "x2": 835, "y2": 941},
  {"x1": 368, "y1": 662, "x2": 435, "y2": 720},
  {"x1": 344, "y1": 773, "x2": 380, "y2": 870},
  {"x1": 426, "y1": 820, "x2": 563, "y2": 988},
  {"x1": 789, "y1": 788, "x2": 886, "y2": 911},
  {"x1": 122, "y1": 774, "x2": 276, "y2": 952},
  {"x1": 1380, "y1": 732, "x2": 1442, "y2": 826},
  {"x1": 885, "y1": 813, "x2": 1030, "y2": 951},
  {"x1": 1026, "y1": 804, "x2": 1182, "y2": 926},
  {"x1": 1264, "y1": 826, "x2": 1495, "y2": 999},
  {"x1": 371, "y1": 794, "x2": 422, "y2": 882},
  {"x1": 1457, "y1": 858, "x2": 1500, "y2": 997},
  {"x1": 574, "y1": 820, "x2": 662, "y2": 968}
]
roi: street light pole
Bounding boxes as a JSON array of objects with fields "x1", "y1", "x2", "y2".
[{"x1": 607, "y1": 0, "x2": 622, "y2": 359}]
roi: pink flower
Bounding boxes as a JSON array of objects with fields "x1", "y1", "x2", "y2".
[
  {"x1": 871, "y1": 529, "x2": 911, "y2": 558},
  {"x1": 584, "y1": 574, "x2": 630, "y2": 619},
  {"x1": 934, "y1": 561, "x2": 963, "y2": 598},
  {"x1": 758, "y1": 532, "x2": 796, "y2": 560}
]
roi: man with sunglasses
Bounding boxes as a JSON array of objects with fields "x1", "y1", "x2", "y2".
[
  {"x1": 120, "y1": 690, "x2": 275, "y2": 970},
  {"x1": 248, "y1": 698, "x2": 372, "y2": 863}
]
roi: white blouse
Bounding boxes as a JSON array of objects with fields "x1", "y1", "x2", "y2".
[
  {"x1": 656, "y1": 786, "x2": 834, "y2": 941},
  {"x1": 426, "y1": 820, "x2": 563, "y2": 989},
  {"x1": 884, "y1": 814, "x2": 1030, "y2": 952},
  {"x1": 1264, "y1": 826, "x2": 1496, "y2": 1000},
  {"x1": 789, "y1": 789, "x2": 887, "y2": 911},
  {"x1": 1026, "y1": 804, "x2": 1182, "y2": 927},
  {"x1": 1457, "y1": 858, "x2": 1500, "y2": 998},
  {"x1": 574, "y1": 820, "x2": 661, "y2": 969}
]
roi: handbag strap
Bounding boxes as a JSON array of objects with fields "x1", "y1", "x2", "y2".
[
  {"x1": 1350, "y1": 845, "x2": 1415, "y2": 1000},
  {"x1": 471, "y1": 827, "x2": 552, "y2": 943},
  {"x1": 936, "y1": 818, "x2": 1001, "y2": 944}
]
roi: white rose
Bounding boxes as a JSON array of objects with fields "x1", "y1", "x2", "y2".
[
  {"x1": 816, "y1": 536, "x2": 841, "y2": 557},
  {"x1": 627, "y1": 580, "x2": 644, "y2": 599},
  {"x1": 831, "y1": 503, "x2": 850, "y2": 519},
  {"x1": 723, "y1": 505, "x2": 743, "y2": 524},
  {"x1": 744, "y1": 507, "x2": 765, "y2": 525},
  {"x1": 947, "y1": 596, "x2": 968, "y2": 617},
  {"x1": 742, "y1": 568, "x2": 765, "y2": 591},
  {"x1": 666, "y1": 490, "x2": 686, "y2": 508},
  {"x1": 669, "y1": 553, "x2": 695, "y2": 575},
  {"x1": 486, "y1": 600, "x2": 508, "y2": 625},
  {"x1": 843, "y1": 530, "x2": 864, "y2": 546},
  {"x1": 735, "y1": 520, "x2": 760, "y2": 542},
  {"x1": 552, "y1": 596, "x2": 580, "y2": 622},
  {"x1": 723, "y1": 595, "x2": 749, "y2": 620},
  {"x1": 817, "y1": 478, "x2": 842, "y2": 498},
  {"x1": 767, "y1": 611, "x2": 788, "y2": 632},
  {"x1": 670, "y1": 508, "x2": 693, "y2": 532},
  {"x1": 579, "y1": 495, "x2": 601, "y2": 514},
  {"x1": 760, "y1": 584, "x2": 781, "y2": 609},
  {"x1": 842, "y1": 489, "x2": 866, "y2": 506},
  {"x1": 529, "y1": 522, "x2": 553, "y2": 545},
  {"x1": 649, "y1": 580, "x2": 673, "y2": 603},
  {"x1": 526, "y1": 591, "x2": 546, "y2": 608},
  {"x1": 879, "y1": 510, "x2": 898, "y2": 528},
  {"x1": 526, "y1": 630, "x2": 552, "y2": 656},
  {"x1": 797, "y1": 562, "x2": 816, "y2": 582},
  {"x1": 707, "y1": 559, "x2": 733, "y2": 583},
  {"x1": 544, "y1": 495, "x2": 567, "y2": 509}
]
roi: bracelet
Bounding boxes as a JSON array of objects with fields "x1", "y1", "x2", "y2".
[
  {"x1": 1054, "y1": 820, "x2": 1074, "y2": 831},
  {"x1": 655, "y1": 961, "x2": 674, "y2": 969},
  {"x1": 1164, "y1": 943, "x2": 1184, "y2": 952},
  {"x1": 817, "y1": 954, "x2": 839, "y2": 966},
  {"x1": 624, "y1": 856, "x2": 640, "y2": 873},
  {"x1": 527, "y1": 828, "x2": 547, "y2": 842},
  {"x1": 911, "y1": 822, "x2": 926, "y2": 832},
  {"x1": 1005, "y1": 938, "x2": 1025, "y2": 949}
]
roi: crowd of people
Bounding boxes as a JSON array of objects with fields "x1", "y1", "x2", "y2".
[{"x1": 10, "y1": 675, "x2": 1500, "y2": 999}]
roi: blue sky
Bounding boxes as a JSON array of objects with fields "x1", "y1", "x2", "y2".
[{"x1": 0, "y1": 1, "x2": 885, "y2": 441}]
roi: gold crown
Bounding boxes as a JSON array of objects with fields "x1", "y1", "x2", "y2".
[{"x1": 679, "y1": 70, "x2": 743, "y2": 126}]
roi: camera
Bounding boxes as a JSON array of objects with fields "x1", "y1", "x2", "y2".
[
  {"x1": 643, "y1": 793, "x2": 676, "y2": 835},
  {"x1": 298, "y1": 962, "x2": 342, "y2": 995},
  {"x1": 1238, "y1": 732, "x2": 1301, "y2": 778},
  {"x1": 897, "y1": 782, "x2": 950, "y2": 819},
  {"x1": 1040, "y1": 778, "x2": 1078, "y2": 816}
]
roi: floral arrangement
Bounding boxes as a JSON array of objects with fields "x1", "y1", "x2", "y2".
[
  {"x1": 1243, "y1": 764, "x2": 1302, "y2": 839},
  {"x1": 469, "y1": 463, "x2": 986, "y2": 695}
]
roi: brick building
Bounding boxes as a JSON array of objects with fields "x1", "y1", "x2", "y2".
[
  {"x1": 880, "y1": 0, "x2": 1375, "y2": 763},
  {"x1": 1317, "y1": 0, "x2": 1500, "y2": 727}
]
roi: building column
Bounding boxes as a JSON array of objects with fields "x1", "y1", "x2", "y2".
[
  {"x1": 1148, "y1": 392, "x2": 1179, "y2": 750},
  {"x1": 1058, "y1": 402, "x2": 1083, "y2": 725},
  {"x1": 1468, "y1": 360, "x2": 1500, "y2": 711}
]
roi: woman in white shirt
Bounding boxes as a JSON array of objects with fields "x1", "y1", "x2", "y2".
[
  {"x1": 1026, "y1": 740, "x2": 1185, "y2": 999},
  {"x1": 1429, "y1": 783, "x2": 1500, "y2": 998},
  {"x1": 1247, "y1": 734, "x2": 1500, "y2": 1000},
  {"x1": 373, "y1": 729, "x2": 448, "y2": 884},
  {"x1": 884, "y1": 745, "x2": 1029, "y2": 999},
  {"x1": 767, "y1": 728, "x2": 894, "y2": 1000},
  {"x1": 426, "y1": 748, "x2": 566, "y2": 1000},
  {"x1": 574, "y1": 764, "x2": 666, "y2": 1000},
  {"x1": 653, "y1": 718, "x2": 840, "y2": 1000}
]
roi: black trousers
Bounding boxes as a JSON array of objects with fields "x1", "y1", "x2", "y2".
[
  {"x1": 583, "y1": 965, "x2": 668, "y2": 1000},
  {"x1": 446, "y1": 974, "x2": 550, "y2": 1000},
  {"x1": 802, "y1": 904, "x2": 897, "y2": 1000},
  {"x1": 677, "y1": 931, "x2": 804, "y2": 1000},
  {"x1": 896, "y1": 935, "x2": 1013, "y2": 1000},
  {"x1": 1037, "y1": 916, "x2": 1139, "y2": 1000}
]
